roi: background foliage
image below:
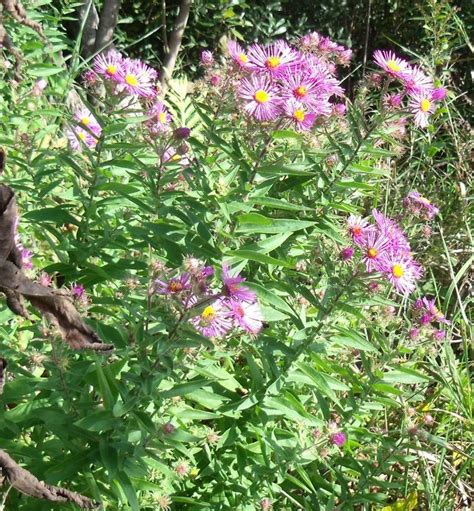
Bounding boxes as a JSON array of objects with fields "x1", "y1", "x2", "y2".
[{"x1": 0, "y1": 0, "x2": 472, "y2": 510}]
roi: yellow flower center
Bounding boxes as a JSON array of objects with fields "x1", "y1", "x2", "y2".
[
  {"x1": 367, "y1": 248, "x2": 378, "y2": 258},
  {"x1": 171, "y1": 154, "x2": 181, "y2": 162},
  {"x1": 351, "y1": 226, "x2": 362, "y2": 236},
  {"x1": 238, "y1": 53, "x2": 248, "y2": 63},
  {"x1": 202, "y1": 306, "x2": 215, "y2": 321},
  {"x1": 254, "y1": 89, "x2": 269, "y2": 103},
  {"x1": 169, "y1": 281, "x2": 183, "y2": 292},
  {"x1": 81, "y1": 117, "x2": 90, "y2": 126},
  {"x1": 266, "y1": 56, "x2": 280, "y2": 69},
  {"x1": 387, "y1": 60, "x2": 401, "y2": 72},
  {"x1": 392, "y1": 264, "x2": 404, "y2": 278},
  {"x1": 106, "y1": 64, "x2": 117, "y2": 75},
  {"x1": 420, "y1": 99, "x2": 431, "y2": 112},
  {"x1": 418, "y1": 195, "x2": 431, "y2": 205},
  {"x1": 125, "y1": 74, "x2": 138, "y2": 87},
  {"x1": 158, "y1": 112, "x2": 167, "y2": 123},
  {"x1": 295, "y1": 85, "x2": 307, "y2": 98},
  {"x1": 293, "y1": 109, "x2": 305, "y2": 122},
  {"x1": 432, "y1": 306, "x2": 443, "y2": 318},
  {"x1": 78, "y1": 132, "x2": 86, "y2": 141}
]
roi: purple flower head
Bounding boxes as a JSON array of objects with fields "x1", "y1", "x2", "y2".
[
  {"x1": 221, "y1": 264, "x2": 256, "y2": 303},
  {"x1": 38, "y1": 272, "x2": 52, "y2": 287},
  {"x1": 330, "y1": 431, "x2": 346, "y2": 447},
  {"x1": 210, "y1": 74, "x2": 221, "y2": 86},
  {"x1": 82, "y1": 69, "x2": 98, "y2": 86},
  {"x1": 200, "y1": 50, "x2": 214, "y2": 67},
  {"x1": 431, "y1": 87, "x2": 447, "y2": 101},
  {"x1": 93, "y1": 49, "x2": 124, "y2": 81},
  {"x1": 283, "y1": 100, "x2": 316, "y2": 131},
  {"x1": 433, "y1": 329, "x2": 446, "y2": 341},
  {"x1": 20, "y1": 248, "x2": 33, "y2": 270},
  {"x1": 154, "y1": 273, "x2": 191, "y2": 295},
  {"x1": 117, "y1": 58, "x2": 158, "y2": 98},
  {"x1": 247, "y1": 41, "x2": 300, "y2": 77},
  {"x1": 384, "y1": 92, "x2": 403, "y2": 109},
  {"x1": 238, "y1": 75, "x2": 282, "y2": 122},
  {"x1": 227, "y1": 40, "x2": 250, "y2": 68},
  {"x1": 339, "y1": 247, "x2": 354, "y2": 261},
  {"x1": 372, "y1": 209, "x2": 411, "y2": 256},
  {"x1": 409, "y1": 327, "x2": 420, "y2": 340},
  {"x1": 32, "y1": 79, "x2": 47, "y2": 97},
  {"x1": 404, "y1": 191, "x2": 439, "y2": 220},
  {"x1": 227, "y1": 299, "x2": 263, "y2": 335},
  {"x1": 174, "y1": 127, "x2": 191, "y2": 139},
  {"x1": 332, "y1": 103, "x2": 346, "y2": 116},
  {"x1": 71, "y1": 284, "x2": 88, "y2": 305},
  {"x1": 415, "y1": 297, "x2": 450, "y2": 325},
  {"x1": 190, "y1": 299, "x2": 232, "y2": 338}
]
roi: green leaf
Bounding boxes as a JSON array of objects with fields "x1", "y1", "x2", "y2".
[
  {"x1": 236, "y1": 213, "x2": 314, "y2": 234},
  {"x1": 226, "y1": 249, "x2": 293, "y2": 268}
]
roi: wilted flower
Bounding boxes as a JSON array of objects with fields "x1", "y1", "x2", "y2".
[
  {"x1": 200, "y1": 50, "x2": 214, "y2": 67},
  {"x1": 32, "y1": 79, "x2": 47, "y2": 97},
  {"x1": 221, "y1": 264, "x2": 256, "y2": 303},
  {"x1": 227, "y1": 299, "x2": 263, "y2": 335},
  {"x1": 339, "y1": 247, "x2": 354, "y2": 261},
  {"x1": 38, "y1": 272, "x2": 52, "y2": 287},
  {"x1": 154, "y1": 273, "x2": 191, "y2": 295}
]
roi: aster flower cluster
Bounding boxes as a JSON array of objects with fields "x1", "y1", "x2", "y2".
[
  {"x1": 152, "y1": 259, "x2": 263, "y2": 338},
  {"x1": 373, "y1": 50, "x2": 447, "y2": 128},
  {"x1": 202, "y1": 34, "x2": 348, "y2": 130},
  {"x1": 91, "y1": 49, "x2": 158, "y2": 99},
  {"x1": 409, "y1": 296, "x2": 450, "y2": 341},
  {"x1": 404, "y1": 191, "x2": 439, "y2": 220},
  {"x1": 13, "y1": 216, "x2": 33, "y2": 270},
  {"x1": 346, "y1": 210, "x2": 423, "y2": 295},
  {"x1": 298, "y1": 31, "x2": 353, "y2": 67}
]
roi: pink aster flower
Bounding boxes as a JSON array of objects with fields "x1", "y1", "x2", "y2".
[
  {"x1": 409, "y1": 94, "x2": 435, "y2": 128},
  {"x1": 74, "y1": 107, "x2": 102, "y2": 136},
  {"x1": 347, "y1": 215, "x2": 374, "y2": 245},
  {"x1": 38, "y1": 272, "x2": 52, "y2": 287},
  {"x1": 32, "y1": 78, "x2": 47, "y2": 97},
  {"x1": 227, "y1": 299, "x2": 263, "y2": 335},
  {"x1": 238, "y1": 75, "x2": 282, "y2": 121},
  {"x1": 401, "y1": 66, "x2": 433, "y2": 96},
  {"x1": 373, "y1": 50, "x2": 409, "y2": 78},
  {"x1": 280, "y1": 69, "x2": 330, "y2": 112},
  {"x1": 221, "y1": 264, "x2": 256, "y2": 303},
  {"x1": 20, "y1": 248, "x2": 33, "y2": 270},
  {"x1": 71, "y1": 283, "x2": 89, "y2": 305},
  {"x1": 67, "y1": 127, "x2": 97, "y2": 151},
  {"x1": 154, "y1": 273, "x2": 191, "y2": 295},
  {"x1": 93, "y1": 49, "x2": 124, "y2": 81},
  {"x1": 383, "y1": 92, "x2": 403, "y2": 109},
  {"x1": 162, "y1": 147, "x2": 190, "y2": 166},
  {"x1": 283, "y1": 100, "x2": 316, "y2": 131},
  {"x1": 372, "y1": 210, "x2": 411, "y2": 256},
  {"x1": 246, "y1": 41, "x2": 300, "y2": 77},
  {"x1": 190, "y1": 299, "x2": 232, "y2": 338},
  {"x1": 145, "y1": 101, "x2": 172, "y2": 135},
  {"x1": 227, "y1": 40, "x2": 250, "y2": 68},
  {"x1": 117, "y1": 58, "x2": 158, "y2": 98},
  {"x1": 360, "y1": 230, "x2": 391, "y2": 272},
  {"x1": 380, "y1": 255, "x2": 422, "y2": 296},
  {"x1": 404, "y1": 191, "x2": 439, "y2": 219}
]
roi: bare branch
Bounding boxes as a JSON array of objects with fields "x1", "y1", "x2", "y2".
[
  {"x1": 93, "y1": 0, "x2": 121, "y2": 54},
  {"x1": 0, "y1": 450, "x2": 99, "y2": 509},
  {"x1": 160, "y1": 0, "x2": 191, "y2": 87}
]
